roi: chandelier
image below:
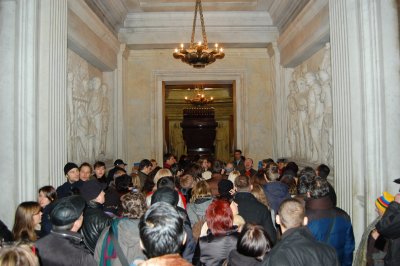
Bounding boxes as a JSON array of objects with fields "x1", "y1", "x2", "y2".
[
  {"x1": 185, "y1": 86, "x2": 214, "y2": 106},
  {"x1": 173, "y1": 0, "x2": 225, "y2": 68}
]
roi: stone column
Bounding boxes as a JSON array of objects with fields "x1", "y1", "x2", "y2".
[
  {"x1": 329, "y1": 0, "x2": 400, "y2": 243},
  {"x1": 37, "y1": 0, "x2": 68, "y2": 187}
]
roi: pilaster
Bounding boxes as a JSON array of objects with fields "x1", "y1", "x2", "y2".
[{"x1": 37, "y1": 0, "x2": 68, "y2": 187}]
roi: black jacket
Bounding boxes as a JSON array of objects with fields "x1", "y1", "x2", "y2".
[
  {"x1": 81, "y1": 201, "x2": 113, "y2": 253},
  {"x1": 262, "y1": 227, "x2": 339, "y2": 266},
  {"x1": 56, "y1": 180, "x2": 83, "y2": 199},
  {"x1": 198, "y1": 228, "x2": 239, "y2": 266},
  {"x1": 35, "y1": 230, "x2": 96, "y2": 266},
  {"x1": 376, "y1": 201, "x2": 400, "y2": 266},
  {"x1": 226, "y1": 249, "x2": 266, "y2": 266},
  {"x1": 234, "y1": 192, "x2": 277, "y2": 244}
]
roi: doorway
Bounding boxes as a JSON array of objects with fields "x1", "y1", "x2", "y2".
[{"x1": 164, "y1": 83, "x2": 234, "y2": 162}]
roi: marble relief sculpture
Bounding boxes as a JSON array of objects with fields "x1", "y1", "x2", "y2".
[
  {"x1": 67, "y1": 51, "x2": 111, "y2": 163},
  {"x1": 286, "y1": 43, "x2": 333, "y2": 166},
  {"x1": 170, "y1": 121, "x2": 186, "y2": 159}
]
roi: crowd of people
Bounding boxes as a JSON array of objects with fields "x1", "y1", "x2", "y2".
[{"x1": 0, "y1": 150, "x2": 399, "y2": 265}]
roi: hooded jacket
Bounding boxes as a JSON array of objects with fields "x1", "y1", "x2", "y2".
[
  {"x1": 262, "y1": 181, "x2": 290, "y2": 213},
  {"x1": 187, "y1": 197, "x2": 213, "y2": 225}
]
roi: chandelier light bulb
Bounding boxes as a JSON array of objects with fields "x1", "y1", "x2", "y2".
[{"x1": 175, "y1": 48, "x2": 178, "y2": 53}]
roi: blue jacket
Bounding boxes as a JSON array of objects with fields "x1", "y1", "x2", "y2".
[
  {"x1": 306, "y1": 196, "x2": 355, "y2": 266},
  {"x1": 263, "y1": 181, "x2": 290, "y2": 213}
]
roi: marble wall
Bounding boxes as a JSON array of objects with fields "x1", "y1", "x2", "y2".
[{"x1": 124, "y1": 48, "x2": 274, "y2": 164}]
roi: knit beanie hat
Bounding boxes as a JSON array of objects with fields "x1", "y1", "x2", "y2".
[
  {"x1": 64, "y1": 162, "x2": 79, "y2": 175},
  {"x1": 375, "y1": 191, "x2": 394, "y2": 214},
  {"x1": 218, "y1": 179, "x2": 234, "y2": 201}
]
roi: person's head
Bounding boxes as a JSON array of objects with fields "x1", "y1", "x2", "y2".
[
  {"x1": 153, "y1": 168, "x2": 172, "y2": 186},
  {"x1": 0, "y1": 244, "x2": 39, "y2": 266},
  {"x1": 180, "y1": 174, "x2": 194, "y2": 189},
  {"x1": 38, "y1": 186, "x2": 57, "y2": 208},
  {"x1": 183, "y1": 163, "x2": 203, "y2": 182},
  {"x1": 236, "y1": 223, "x2": 272, "y2": 261},
  {"x1": 235, "y1": 175, "x2": 252, "y2": 192},
  {"x1": 50, "y1": 195, "x2": 86, "y2": 232},
  {"x1": 93, "y1": 161, "x2": 106, "y2": 178},
  {"x1": 139, "y1": 159, "x2": 153, "y2": 175},
  {"x1": 299, "y1": 166, "x2": 316, "y2": 177},
  {"x1": 79, "y1": 162, "x2": 93, "y2": 182},
  {"x1": 297, "y1": 171, "x2": 315, "y2": 195},
  {"x1": 139, "y1": 202, "x2": 186, "y2": 258},
  {"x1": 228, "y1": 170, "x2": 241, "y2": 185},
  {"x1": 224, "y1": 162, "x2": 234, "y2": 174},
  {"x1": 261, "y1": 158, "x2": 274, "y2": 169},
  {"x1": 121, "y1": 192, "x2": 147, "y2": 219},
  {"x1": 206, "y1": 199, "x2": 234, "y2": 236},
  {"x1": 12, "y1": 202, "x2": 42, "y2": 242},
  {"x1": 190, "y1": 180, "x2": 212, "y2": 203},
  {"x1": 64, "y1": 162, "x2": 79, "y2": 183},
  {"x1": 307, "y1": 177, "x2": 330, "y2": 199},
  {"x1": 316, "y1": 164, "x2": 330, "y2": 179},
  {"x1": 244, "y1": 158, "x2": 253, "y2": 170},
  {"x1": 212, "y1": 160, "x2": 224, "y2": 174},
  {"x1": 280, "y1": 175, "x2": 297, "y2": 196},
  {"x1": 79, "y1": 179, "x2": 107, "y2": 204},
  {"x1": 114, "y1": 159, "x2": 127, "y2": 169},
  {"x1": 218, "y1": 179, "x2": 234, "y2": 201},
  {"x1": 375, "y1": 192, "x2": 395, "y2": 216},
  {"x1": 198, "y1": 156, "x2": 209, "y2": 171},
  {"x1": 276, "y1": 198, "x2": 307, "y2": 233},
  {"x1": 163, "y1": 153, "x2": 176, "y2": 166},
  {"x1": 234, "y1": 149, "x2": 242, "y2": 161},
  {"x1": 251, "y1": 184, "x2": 269, "y2": 208},
  {"x1": 151, "y1": 187, "x2": 179, "y2": 207},
  {"x1": 284, "y1": 162, "x2": 299, "y2": 177},
  {"x1": 276, "y1": 158, "x2": 287, "y2": 170},
  {"x1": 115, "y1": 174, "x2": 133, "y2": 193},
  {"x1": 266, "y1": 163, "x2": 279, "y2": 181},
  {"x1": 150, "y1": 159, "x2": 158, "y2": 170}
]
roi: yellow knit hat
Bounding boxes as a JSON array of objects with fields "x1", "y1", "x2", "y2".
[{"x1": 375, "y1": 191, "x2": 395, "y2": 214}]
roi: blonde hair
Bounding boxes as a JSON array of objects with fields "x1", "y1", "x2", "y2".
[
  {"x1": 12, "y1": 202, "x2": 41, "y2": 242},
  {"x1": 228, "y1": 170, "x2": 241, "y2": 184},
  {"x1": 190, "y1": 180, "x2": 212, "y2": 203},
  {"x1": 0, "y1": 244, "x2": 39, "y2": 266},
  {"x1": 251, "y1": 184, "x2": 270, "y2": 209},
  {"x1": 153, "y1": 168, "x2": 172, "y2": 184}
]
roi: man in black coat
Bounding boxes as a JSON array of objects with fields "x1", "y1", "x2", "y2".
[
  {"x1": 35, "y1": 195, "x2": 96, "y2": 266},
  {"x1": 234, "y1": 175, "x2": 276, "y2": 244},
  {"x1": 263, "y1": 198, "x2": 339, "y2": 266}
]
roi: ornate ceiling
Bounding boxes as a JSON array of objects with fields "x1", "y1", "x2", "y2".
[{"x1": 84, "y1": 0, "x2": 310, "y2": 48}]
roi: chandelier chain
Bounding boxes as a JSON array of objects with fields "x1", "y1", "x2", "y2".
[{"x1": 190, "y1": 0, "x2": 208, "y2": 48}]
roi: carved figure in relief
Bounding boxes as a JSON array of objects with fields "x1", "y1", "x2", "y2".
[
  {"x1": 99, "y1": 84, "x2": 110, "y2": 156},
  {"x1": 318, "y1": 69, "x2": 334, "y2": 165},
  {"x1": 287, "y1": 81, "x2": 300, "y2": 158},
  {"x1": 305, "y1": 72, "x2": 324, "y2": 162},
  {"x1": 294, "y1": 77, "x2": 310, "y2": 159},
  {"x1": 87, "y1": 77, "x2": 103, "y2": 159}
]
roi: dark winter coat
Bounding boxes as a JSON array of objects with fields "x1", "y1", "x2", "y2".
[
  {"x1": 56, "y1": 180, "x2": 83, "y2": 199},
  {"x1": 262, "y1": 226, "x2": 339, "y2": 266},
  {"x1": 262, "y1": 181, "x2": 291, "y2": 213},
  {"x1": 35, "y1": 229, "x2": 96, "y2": 266},
  {"x1": 225, "y1": 249, "x2": 266, "y2": 266},
  {"x1": 198, "y1": 228, "x2": 239, "y2": 266},
  {"x1": 81, "y1": 201, "x2": 113, "y2": 253},
  {"x1": 376, "y1": 201, "x2": 400, "y2": 266},
  {"x1": 234, "y1": 192, "x2": 277, "y2": 244},
  {"x1": 306, "y1": 196, "x2": 355, "y2": 266}
]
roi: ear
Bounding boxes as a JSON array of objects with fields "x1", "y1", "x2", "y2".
[
  {"x1": 139, "y1": 240, "x2": 145, "y2": 251},
  {"x1": 275, "y1": 214, "x2": 281, "y2": 225},
  {"x1": 250, "y1": 184, "x2": 253, "y2": 191},
  {"x1": 182, "y1": 232, "x2": 187, "y2": 245},
  {"x1": 306, "y1": 191, "x2": 310, "y2": 198},
  {"x1": 303, "y1": 216, "x2": 308, "y2": 226}
]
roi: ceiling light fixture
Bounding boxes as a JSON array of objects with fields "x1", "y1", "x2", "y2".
[
  {"x1": 185, "y1": 85, "x2": 214, "y2": 106},
  {"x1": 173, "y1": 0, "x2": 225, "y2": 68}
]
